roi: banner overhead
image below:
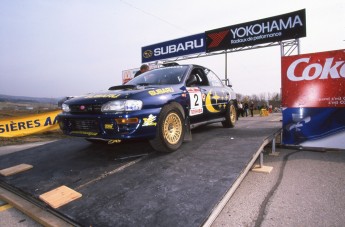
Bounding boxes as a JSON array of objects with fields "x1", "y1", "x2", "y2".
[
  {"x1": 205, "y1": 9, "x2": 306, "y2": 52},
  {"x1": 0, "y1": 110, "x2": 61, "y2": 138},
  {"x1": 282, "y1": 49, "x2": 345, "y2": 108},
  {"x1": 141, "y1": 33, "x2": 205, "y2": 63}
]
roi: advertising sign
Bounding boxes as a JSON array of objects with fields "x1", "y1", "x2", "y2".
[
  {"x1": 282, "y1": 108, "x2": 345, "y2": 149},
  {"x1": 0, "y1": 110, "x2": 61, "y2": 138},
  {"x1": 122, "y1": 68, "x2": 139, "y2": 84},
  {"x1": 282, "y1": 49, "x2": 345, "y2": 108},
  {"x1": 206, "y1": 9, "x2": 306, "y2": 52},
  {"x1": 281, "y1": 49, "x2": 345, "y2": 149},
  {"x1": 141, "y1": 33, "x2": 205, "y2": 63}
]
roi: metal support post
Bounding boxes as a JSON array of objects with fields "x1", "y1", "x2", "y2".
[
  {"x1": 259, "y1": 152, "x2": 264, "y2": 167},
  {"x1": 252, "y1": 149, "x2": 273, "y2": 173},
  {"x1": 225, "y1": 51, "x2": 228, "y2": 83}
]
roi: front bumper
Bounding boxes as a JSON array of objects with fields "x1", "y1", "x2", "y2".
[{"x1": 58, "y1": 108, "x2": 161, "y2": 140}]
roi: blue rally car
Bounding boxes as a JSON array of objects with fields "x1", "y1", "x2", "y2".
[{"x1": 58, "y1": 64, "x2": 237, "y2": 152}]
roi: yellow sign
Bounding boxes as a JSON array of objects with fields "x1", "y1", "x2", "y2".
[
  {"x1": 260, "y1": 109, "x2": 269, "y2": 116},
  {"x1": 0, "y1": 110, "x2": 62, "y2": 138}
]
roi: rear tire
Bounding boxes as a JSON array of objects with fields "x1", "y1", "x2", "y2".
[
  {"x1": 222, "y1": 103, "x2": 236, "y2": 128},
  {"x1": 149, "y1": 103, "x2": 185, "y2": 153}
]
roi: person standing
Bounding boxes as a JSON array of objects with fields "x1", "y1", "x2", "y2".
[
  {"x1": 249, "y1": 101, "x2": 254, "y2": 117},
  {"x1": 134, "y1": 64, "x2": 149, "y2": 77},
  {"x1": 244, "y1": 102, "x2": 249, "y2": 117},
  {"x1": 238, "y1": 102, "x2": 243, "y2": 117}
]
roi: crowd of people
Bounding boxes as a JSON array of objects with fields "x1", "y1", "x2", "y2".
[
  {"x1": 236, "y1": 101, "x2": 276, "y2": 119},
  {"x1": 236, "y1": 101, "x2": 254, "y2": 119}
]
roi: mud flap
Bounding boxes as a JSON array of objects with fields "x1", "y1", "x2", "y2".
[{"x1": 183, "y1": 116, "x2": 192, "y2": 142}]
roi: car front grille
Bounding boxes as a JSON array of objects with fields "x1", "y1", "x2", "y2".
[
  {"x1": 60, "y1": 117, "x2": 138, "y2": 137},
  {"x1": 69, "y1": 104, "x2": 102, "y2": 114},
  {"x1": 70, "y1": 119, "x2": 99, "y2": 131}
]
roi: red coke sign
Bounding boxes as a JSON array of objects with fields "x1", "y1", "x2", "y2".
[{"x1": 281, "y1": 49, "x2": 345, "y2": 107}]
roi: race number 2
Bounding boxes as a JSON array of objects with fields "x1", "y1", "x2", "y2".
[{"x1": 187, "y1": 87, "x2": 203, "y2": 116}]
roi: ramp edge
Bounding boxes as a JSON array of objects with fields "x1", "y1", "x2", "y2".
[
  {"x1": 0, "y1": 186, "x2": 79, "y2": 227},
  {"x1": 202, "y1": 128, "x2": 282, "y2": 227}
]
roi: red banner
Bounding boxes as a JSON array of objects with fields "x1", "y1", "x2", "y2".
[{"x1": 281, "y1": 49, "x2": 345, "y2": 107}]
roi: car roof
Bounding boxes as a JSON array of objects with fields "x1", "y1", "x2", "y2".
[{"x1": 161, "y1": 63, "x2": 206, "y2": 69}]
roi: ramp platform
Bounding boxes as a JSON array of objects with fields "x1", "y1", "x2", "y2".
[{"x1": 0, "y1": 114, "x2": 282, "y2": 227}]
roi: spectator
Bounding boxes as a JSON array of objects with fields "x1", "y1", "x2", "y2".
[
  {"x1": 244, "y1": 102, "x2": 249, "y2": 117},
  {"x1": 249, "y1": 102, "x2": 254, "y2": 117},
  {"x1": 238, "y1": 102, "x2": 244, "y2": 117},
  {"x1": 134, "y1": 64, "x2": 149, "y2": 77}
]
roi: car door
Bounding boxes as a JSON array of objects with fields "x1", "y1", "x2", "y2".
[
  {"x1": 186, "y1": 66, "x2": 227, "y2": 123},
  {"x1": 203, "y1": 69, "x2": 229, "y2": 119}
]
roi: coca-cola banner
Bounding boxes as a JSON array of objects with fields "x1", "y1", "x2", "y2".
[
  {"x1": 282, "y1": 49, "x2": 345, "y2": 149},
  {"x1": 282, "y1": 108, "x2": 345, "y2": 149},
  {"x1": 282, "y1": 49, "x2": 345, "y2": 108}
]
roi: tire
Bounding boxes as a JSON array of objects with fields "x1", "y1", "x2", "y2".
[
  {"x1": 149, "y1": 103, "x2": 185, "y2": 153},
  {"x1": 222, "y1": 103, "x2": 236, "y2": 128}
]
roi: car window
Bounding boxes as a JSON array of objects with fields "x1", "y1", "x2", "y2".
[
  {"x1": 187, "y1": 68, "x2": 209, "y2": 86},
  {"x1": 206, "y1": 70, "x2": 223, "y2": 87},
  {"x1": 127, "y1": 66, "x2": 188, "y2": 85}
]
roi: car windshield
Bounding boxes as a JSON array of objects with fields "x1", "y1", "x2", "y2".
[{"x1": 126, "y1": 66, "x2": 189, "y2": 85}]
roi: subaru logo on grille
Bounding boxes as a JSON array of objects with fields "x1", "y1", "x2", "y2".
[{"x1": 80, "y1": 105, "x2": 86, "y2": 110}]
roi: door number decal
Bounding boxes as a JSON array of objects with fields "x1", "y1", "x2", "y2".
[{"x1": 187, "y1": 87, "x2": 203, "y2": 116}]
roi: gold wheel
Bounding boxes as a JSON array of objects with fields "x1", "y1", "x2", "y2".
[
  {"x1": 149, "y1": 103, "x2": 185, "y2": 152},
  {"x1": 163, "y1": 112, "x2": 183, "y2": 145},
  {"x1": 222, "y1": 103, "x2": 236, "y2": 128},
  {"x1": 230, "y1": 104, "x2": 236, "y2": 123}
]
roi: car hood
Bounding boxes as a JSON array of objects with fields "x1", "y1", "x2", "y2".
[{"x1": 64, "y1": 85, "x2": 178, "y2": 105}]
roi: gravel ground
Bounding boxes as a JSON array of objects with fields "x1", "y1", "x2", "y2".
[{"x1": 212, "y1": 148, "x2": 345, "y2": 227}]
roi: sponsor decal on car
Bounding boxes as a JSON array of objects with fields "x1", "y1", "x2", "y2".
[
  {"x1": 84, "y1": 94, "x2": 121, "y2": 99},
  {"x1": 108, "y1": 139, "x2": 122, "y2": 144},
  {"x1": 187, "y1": 87, "x2": 203, "y2": 116},
  {"x1": 148, "y1": 87, "x2": 174, "y2": 96},
  {"x1": 142, "y1": 114, "x2": 157, "y2": 126},
  {"x1": 70, "y1": 131, "x2": 98, "y2": 136},
  {"x1": 104, "y1": 124, "x2": 114, "y2": 129}
]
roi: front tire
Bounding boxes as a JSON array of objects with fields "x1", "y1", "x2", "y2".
[
  {"x1": 149, "y1": 103, "x2": 185, "y2": 153},
  {"x1": 222, "y1": 103, "x2": 236, "y2": 128}
]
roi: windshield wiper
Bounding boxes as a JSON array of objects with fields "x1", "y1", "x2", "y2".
[{"x1": 136, "y1": 83, "x2": 151, "y2": 86}]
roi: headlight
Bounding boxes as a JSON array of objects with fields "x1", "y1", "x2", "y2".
[
  {"x1": 62, "y1": 103, "x2": 70, "y2": 112},
  {"x1": 101, "y1": 100, "x2": 143, "y2": 112}
]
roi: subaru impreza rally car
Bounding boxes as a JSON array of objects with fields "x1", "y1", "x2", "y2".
[{"x1": 58, "y1": 64, "x2": 237, "y2": 152}]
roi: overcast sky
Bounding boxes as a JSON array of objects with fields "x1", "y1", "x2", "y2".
[{"x1": 0, "y1": 0, "x2": 344, "y2": 98}]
